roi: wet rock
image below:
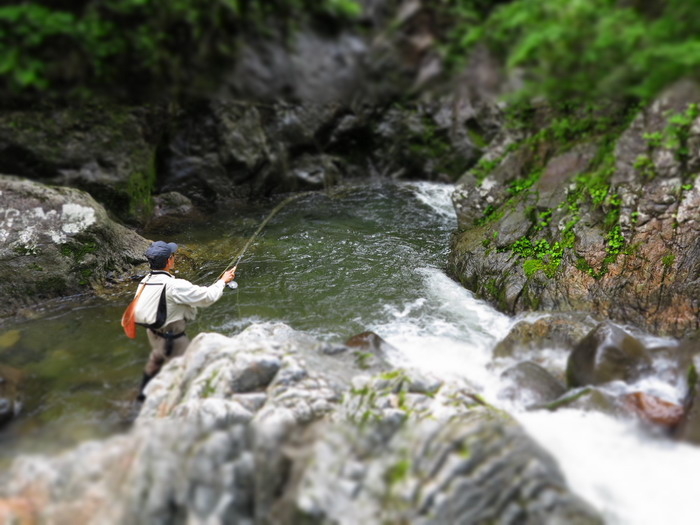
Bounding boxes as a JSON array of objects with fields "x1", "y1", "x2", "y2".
[
  {"x1": 566, "y1": 322, "x2": 653, "y2": 387},
  {"x1": 161, "y1": 101, "x2": 273, "y2": 207},
  {"x1": 345, "y1": 331, "x2": 395, "y2": 371},
  {"x1": 371, "y1": 103, "x2": 478, "y2": 182},
  {"x1": 614, "y1": 79, "x2": 700, "y2": 184},
  {"x1": 539, "y1": 387, "x2": 625, "y2": 418},
  {"x1": 288, "y1": 153, "x2": 344, "y2": 190},
  {"x1": 499, "y1": 361, "x2": 567, "y2": 408},
  {"x1": 0, "y1": 365, "x2": 23, "y2": 427},
  {"x1": 494, "y1": 313, "x2": 596, "y2": 360},
  {"x1": 624, "y1": 392, "x2": 684, "y2": 428},
  {"x1": 144, "y1": 192, "x2": 203, "y2": 233},
  {"x1": 0, "y1": 176, "x2": 150, "y2": 319},
  {"x1": 675, "y1": 355, "x2": 700, "y2": 444},
  {"x1": 273, "y1": 413, "x2": 602, "y2": 525},
  {"x1": 535, "y1": 143, "x2": 599, "y2": 208}
]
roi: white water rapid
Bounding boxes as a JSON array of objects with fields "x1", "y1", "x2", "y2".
[{"x1": 371, "y1": 182, "x2": 700, "y2": 525}]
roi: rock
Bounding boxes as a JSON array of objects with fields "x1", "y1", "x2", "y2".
[
  {"x1": 0, "y1": 365, "x2": 23, "y2": 427},
  {"x1": 499, "y1": 361, "x2": 567, "y2": 408},
  {"x1": 540, "y1": 387, "x2": 625, "y2": 417},
  {"x1": 227, "y1": 29, "x2": 368, "y2": 105},
  {"x1": 0, "y1": 175, "x2": 150, "y2": 318},
  {"x1": 161, "y1": 101, "x2": 273, "y2": 207},
  {"x1": 449, "y1": 81, "x2": 700, "y2": 337},
  {"x1": 345, "y1": 331, "x2": 395, "y2": 371},
  {"x1": 566, "y1": 322, "x2": 653, "y2": 387},
  {"x1": 675, "y1": 355, "x2": 700, "y2": 444},
  {"x1": 0, "y1": 104, "x2": 161, "y2": 224},
  {"x1": 288, "y1": 153, "x2": 344, "y2": 190},
  {"x1": 272, "y1": 413, "x2": 603, "y2": 524},
  {"x1": 624, "y1": 392, "x2": 684, "y2": 428},
  {"x1": 0, "y1": 323, "x2": 603, "y2": 524},
  {"x1": 144, "y1": 192, "x2": 203, "y2": 233},
  {"x1": 493, "y1": 313, "x2": 596, "y2": 360}
]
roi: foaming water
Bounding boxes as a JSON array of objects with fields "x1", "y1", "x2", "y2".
[
  {"x1": 369, "y1": 267, "x2": 512, "y2": 387},
  {"x1": 517, "y1": 410, "x2": 700, "y2": 525},
  {"x1": 372, "y1": 262, "x2": 700, "y2": 524}
]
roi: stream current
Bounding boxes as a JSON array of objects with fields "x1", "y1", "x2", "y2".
[{"x1": 1, "y1": 180, "x2": 698, "y2": 524}]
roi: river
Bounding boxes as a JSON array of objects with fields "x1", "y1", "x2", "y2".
[{"x1": 0, "y1": 180, "x2": 698, "y2": 524}]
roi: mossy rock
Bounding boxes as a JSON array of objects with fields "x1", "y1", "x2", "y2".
[{"x1": 0, "y1": 175, "x2": 150, "y2": 318}]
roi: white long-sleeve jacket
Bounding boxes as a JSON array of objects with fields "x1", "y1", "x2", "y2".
[{"x1": 135, "y1": 270, "x2": 226, "y2": 327}]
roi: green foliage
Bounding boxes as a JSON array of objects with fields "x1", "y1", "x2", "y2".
[
  {"x1": 472, "y1": 156, "x2": 501, "y2": 183},
  {"x1": 508, "y1": 169, "x2": 541, "y2": 195},
  {"x1": 634, "y1": 155, "x2": 657, "y2": 178},
  {"x1": 606, "y1": 225, "x2": 625, "y2": 256},
  {"x1": 662, "y1": 253, "x2": 676, "y2": 267},
  {"x1": 665, "y1": 103, "x2": 700, "y2": 162},
  {"x1": 641, "y1": 104, "x2": 699, "y2": 164},
  {"x1": 512, "y1": 236, "x2": 564, "y2": 278},
  {"x1": 386, "y1": 459, "x2": 411, "y2": 486},
  {"x1": 444, "y1": 0, "x2": 700, "y2": 102}
]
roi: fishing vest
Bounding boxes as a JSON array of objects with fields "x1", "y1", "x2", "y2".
[{"x1": 133, "y1": 271, "x2": 173, "y2": 329}]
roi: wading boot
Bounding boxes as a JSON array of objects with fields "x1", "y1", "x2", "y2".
[{"x1": 136, "y1": 372, "x2": 154, "y2": 402}]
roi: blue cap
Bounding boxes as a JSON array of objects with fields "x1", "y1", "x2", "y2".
[{"x1": 145, "y1": 241, "x2": 178, "y2": 259}]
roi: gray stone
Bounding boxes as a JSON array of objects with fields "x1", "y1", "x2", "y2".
[
  {"x1": 499, "y1": 361, "x2": 567, "y2": 408},
  {"x1": 0, "y1": 175, "x2": 150, "y2": 318},
  {"x1": 566, "y1": 322, "x2": 653, "y2": 387}
]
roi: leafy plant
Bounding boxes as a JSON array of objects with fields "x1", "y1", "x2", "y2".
[{"x1": 443, "y1": 0, "x2": 700, "y2": 102}]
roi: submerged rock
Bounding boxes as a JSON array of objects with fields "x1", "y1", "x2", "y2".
[
  {"x1": 566, "y1": 322, "x2": 653, "y2": 387},
  {"x1": 539, "y1": 387, "x2": 626, "y2": 418},
  {"x1": 0, "y1": 323, "x2": 603, "y2": 524},
  {"x1": 0, "y1": 175, "x2": 150, "y2": 319}
]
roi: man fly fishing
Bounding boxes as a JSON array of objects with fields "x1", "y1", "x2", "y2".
[{"x1": 125, "y1": 241, "x2": 237, "y2": 401}]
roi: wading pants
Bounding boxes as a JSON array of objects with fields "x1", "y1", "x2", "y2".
[{"x1": 144, "y1": 319, "x2": 190, "y2": 378}]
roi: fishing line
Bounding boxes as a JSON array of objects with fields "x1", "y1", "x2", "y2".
[{"x1": 217, "y1": 191, "x2": 315, "y2": 284}]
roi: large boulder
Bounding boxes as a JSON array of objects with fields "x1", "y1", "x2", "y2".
[
  {"x1": 449, "y1": 80, "x2": 700, "y2": 337},
  {"x1": 0, "y1": 323, "x2": 602, "y2": 524},
  {"x1": 566, "y1": 322, "x2": 653, "y2": 387},
  {"x1": 493, "y1": 313, "x2": 596, "y2": 360},
  {"x1": 0, "y1": 175, "x2": 150, "y2": 319}
]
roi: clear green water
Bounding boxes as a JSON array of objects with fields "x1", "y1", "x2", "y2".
[{"x1": 0, "y1": 181, "x2": 456, "y2": 459}]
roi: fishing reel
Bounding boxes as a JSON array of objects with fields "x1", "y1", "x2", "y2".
[{"x1": 227, "y1": 281, "x2": 238, "y2": 290}]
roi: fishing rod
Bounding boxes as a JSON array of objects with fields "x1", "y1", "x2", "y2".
[{"x1": 217, "y1": 191, "x2": 314, "y2": 288}]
